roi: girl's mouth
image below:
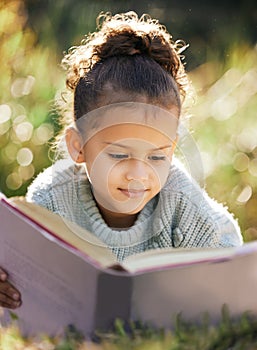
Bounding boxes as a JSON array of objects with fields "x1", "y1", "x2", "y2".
[{"x1": 118, "y1": 188, "x2": 149, "y2": 198}]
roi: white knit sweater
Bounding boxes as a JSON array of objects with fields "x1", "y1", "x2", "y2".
[{"x1": 26, "y1": 158, "x2": 243, "y2": 261}]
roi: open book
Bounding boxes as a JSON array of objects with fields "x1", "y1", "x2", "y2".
[{"x1": 1, "y1": 194, "x2": 257, "y2": 336}]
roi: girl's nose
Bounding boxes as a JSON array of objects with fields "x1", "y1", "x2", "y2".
[{"x1": 125, "y1": 159, "x2": 149, "y2": 181}]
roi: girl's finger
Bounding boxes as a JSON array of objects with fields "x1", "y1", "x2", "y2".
[
  {"x1": 0, "y1": 299, "x2": 21, "y2": 309},
  {"x1": 0, "y1": 268, "x2": 7, "y2": 281},
  {"x1": 0, "y1": 282, "x2": 20, "y2": 300}
]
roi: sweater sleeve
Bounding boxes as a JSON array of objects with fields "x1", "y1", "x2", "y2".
[
  {"x1": 165, "y1": 162, "x2": 243, "y2": 248},
  {"x1": 26, "y1": 165, "x2": 57, "y2": 212},
  {"x1": 175, "y1": 190, "x2": 243, "y2": 248}
]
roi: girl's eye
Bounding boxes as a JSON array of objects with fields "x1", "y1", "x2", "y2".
[
  {"x1": 148, "y1": 155, "x2": 167, "y2": 161},
  {"x1": 108, "y1": 153, "x2": 129, "y2": 159}
]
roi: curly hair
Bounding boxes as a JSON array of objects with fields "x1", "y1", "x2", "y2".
[{"x1": 60, "y1": 11, "x2": 190, "y2": 121}]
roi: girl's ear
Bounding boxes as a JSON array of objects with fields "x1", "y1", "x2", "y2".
[{"x1": 65, "y1": 127, "x2": 85, "y2": 163}]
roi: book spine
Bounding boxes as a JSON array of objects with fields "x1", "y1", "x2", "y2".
[{"x1": 93, "y1": 272, "x2": 132, "y2": 332}]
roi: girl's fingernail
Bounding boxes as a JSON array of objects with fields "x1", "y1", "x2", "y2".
[
  {"x1": 13, "y1": 293, "x2": 20, "y2": 300},
  {"x1": 0, "y1": 273, "x2": 6, "y2": 281}
]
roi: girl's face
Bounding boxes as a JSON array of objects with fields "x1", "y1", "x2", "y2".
[{"x1": 68, "y1": 105, "x2": 178, "y2": 227}]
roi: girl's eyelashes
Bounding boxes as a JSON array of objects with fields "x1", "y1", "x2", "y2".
[
  {"x1": 107, "y1": 153, "x2": 167, "y2": 161},
  {"x1": 148, "y1": 155, "x2": 167, "y2": 161},
  {"x1": 108, "y1": 153, "x2": 129, "y2": 159}
]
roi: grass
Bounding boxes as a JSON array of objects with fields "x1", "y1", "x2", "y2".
[{"x1": 1, "y1": 306, "x2": 257, "y2": 349}]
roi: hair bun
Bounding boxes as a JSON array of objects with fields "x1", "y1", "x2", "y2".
[
  {"x1": 62, "y1": 12, "x2": 189, "y2": 98},
  {"x1": 95, "y1": 29, "x2": 152, "y2": 58},
  {"x1": 96, "y1": 26, "x2": 184, "y2": 89}
]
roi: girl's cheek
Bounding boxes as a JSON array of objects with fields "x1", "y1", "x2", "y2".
[{"x1": 153, "y1": 165, "x2": 170, "y2": 187}]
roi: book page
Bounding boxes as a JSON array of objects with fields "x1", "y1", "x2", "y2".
[
  {"x1": 122, "y1": 242, "x2": 257, "y2": 274},
  {"x1": 4, "y1": 196, "x2": 118, "y2": 269}
]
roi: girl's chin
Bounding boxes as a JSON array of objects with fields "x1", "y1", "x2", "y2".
[
  {"x1": 94, "y1": 192, "x2": 152, "y2": 215},
  {"x1": 101, "y1": 203, "x2": 145, "y2": 216}
]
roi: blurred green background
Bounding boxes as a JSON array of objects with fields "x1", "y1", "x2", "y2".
[{"x1": 0, "y1": 0, "x2": 256, "y2": 241}]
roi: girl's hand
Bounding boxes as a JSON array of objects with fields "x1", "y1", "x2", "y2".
[{"x1": 0, "y1": 267, "x2": 22, "y2": 309}]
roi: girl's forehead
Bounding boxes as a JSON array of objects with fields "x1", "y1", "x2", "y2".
[
  {"x1": 76, "y1": 102, "x2": 179, "y2": 143},
  {"x1": 92, "y1": 123, "x2": 173, "y2": 144}
]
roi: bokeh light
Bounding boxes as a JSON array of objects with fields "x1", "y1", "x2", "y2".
[
  {"x1": 13, "y1": 120, "x2": 33, "y2": 142},
  {"x1": 11, "y1": 75, "x2": 35, "y2": 98},
  {"x1": 16, "y1": 147, "x2": 33, "y2": 166},
  {"x1": 0, "y1": 0, "x2": 62, "y2": 194},
  {"x1": 0, "y1": 104, "x2": 12, "y2": 123}
]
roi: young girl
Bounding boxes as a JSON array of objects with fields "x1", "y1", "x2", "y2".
[{"x1": 0, "y1": 11, "x2": 243, "y2": 310}]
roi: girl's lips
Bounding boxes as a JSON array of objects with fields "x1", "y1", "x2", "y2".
[{"x1": 119, "y1": 188, "x2": 149, "y2": 198}]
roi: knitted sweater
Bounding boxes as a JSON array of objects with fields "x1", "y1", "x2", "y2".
[{"x1": 26, "y1": 158, "x2": 243, "y2": 261}]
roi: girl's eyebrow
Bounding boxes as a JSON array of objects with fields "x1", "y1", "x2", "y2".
[
  {"x1": 156, "y1": 144, "x2": 173, "y2": 150},
  {"x1": 102, "y1": 142, "x2": 172, "y2": 150},
  {"x1": 103, "y1": 142, "x2": 129, "y2": 149}
]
